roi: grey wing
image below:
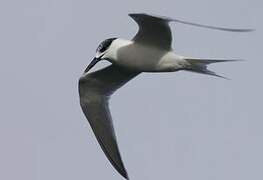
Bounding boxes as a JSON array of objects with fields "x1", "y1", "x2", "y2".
[
  {"x1": 129, "y1": 13, "x2": 173, "y2": 50},
  {"x1": 129, "y1": 13, "x2": 253, "y2": 50},
  {"x1": 78, "y1": 65, "x2": 139, "y2": 179}
]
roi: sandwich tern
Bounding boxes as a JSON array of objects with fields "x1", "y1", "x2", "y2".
[{"x1": 78, "y1": 13, "x2": 252, "y2": 179}]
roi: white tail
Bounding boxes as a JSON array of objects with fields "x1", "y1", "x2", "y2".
[{"x1": 184, "y1": 58, "x2": 242, "y2": 79}]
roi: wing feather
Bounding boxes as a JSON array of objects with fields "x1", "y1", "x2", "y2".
[
  {"x1": 129, "y1": 13, "x2": 172, "y2": 50},
  {"x1": 78, "y1": 65, "x2": 139, "y2": 179},
  {"x1": 129, "y1": 13, "x2": 253, "y2": 50}
]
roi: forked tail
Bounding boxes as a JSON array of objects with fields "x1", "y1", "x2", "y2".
[{"x1": 184, "y1": 58, "x2": 242, "y2": 79}]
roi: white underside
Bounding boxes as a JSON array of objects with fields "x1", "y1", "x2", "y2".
[{"x1": 104, "y1": 38, "x2": 189, "y2": 72}]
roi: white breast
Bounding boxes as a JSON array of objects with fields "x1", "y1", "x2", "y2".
[{"x1": 108, "y1": 38, "x2": 185, "y2": 72}]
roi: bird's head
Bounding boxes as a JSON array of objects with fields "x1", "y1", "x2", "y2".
[{"x1": 85, "y1": 38, "x2": 117, "y2": 72}]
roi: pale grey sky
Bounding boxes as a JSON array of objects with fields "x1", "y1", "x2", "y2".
[{"x1": 0, "y1": 0, "x2": 262, "y2": 180}]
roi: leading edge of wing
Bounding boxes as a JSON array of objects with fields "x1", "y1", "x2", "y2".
[
  {"x1": 129, "y1": 13, "x2": 173, "y2": 50},
  {"x1": 79, "y1": 96, "x2": 129, "y2": 179},
  {"x1": 78, "y1": 65, "x2": 139, "y2": 179},
  {"x1": 129, "y1": 13, "x2": 254, "y2": 32}
]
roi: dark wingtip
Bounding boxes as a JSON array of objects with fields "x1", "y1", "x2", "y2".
[
  {"x1": 117, "y1": 167, "x2": 129, "y2": 180},
  {"x1": 244, "y1": 29, "x2": 256, "y2": 32},
  {"x1": 123, "y1": 172, "x2": 129, "y2": 180},
  {"x1": 222, "y1": 28, "x2": 255, "y2": 32},
  {"x1": 170, "y1": 18, "x2": 255, "y2": 33}
]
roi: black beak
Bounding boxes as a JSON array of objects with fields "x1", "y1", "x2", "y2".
[{"x1": 84, "y1": 57, "x2": 101, "y2": 73}]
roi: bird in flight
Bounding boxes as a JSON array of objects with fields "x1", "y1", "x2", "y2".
[{"x1": 78, "y1": 13, "x2": 252, "y2": 179}]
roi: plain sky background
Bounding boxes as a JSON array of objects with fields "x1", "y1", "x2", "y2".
[{"x1": 0, "y1": 0, "x2": 262, "y2": 180}]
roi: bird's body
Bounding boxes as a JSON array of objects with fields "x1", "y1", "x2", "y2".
[
  {"x1": 78, "y1": 13, "x2": 252, "y2": 179},
  {"x1": 106, "y1": 38, "x2": 186, "y2": 72}
]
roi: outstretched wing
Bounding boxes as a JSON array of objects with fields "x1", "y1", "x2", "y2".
[
  {"x1": 129, "y1": 13, "x2": 173, "y2": 50},
  {"x1": 78, "y1": 65, "x2": 139, "y2": 179},
  {"x1": 129, "y1": 13, "x2": 253, "y2": 50}
]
